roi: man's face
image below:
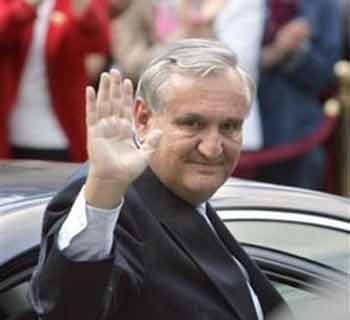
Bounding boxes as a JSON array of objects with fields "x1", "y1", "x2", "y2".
[{"x1": 136, "y1": 69, "x2": 250, "y2": 205}]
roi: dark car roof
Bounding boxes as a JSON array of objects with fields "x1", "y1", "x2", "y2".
[{"x1": 0, "y1": 160, "x2": 80, "y2": 212}]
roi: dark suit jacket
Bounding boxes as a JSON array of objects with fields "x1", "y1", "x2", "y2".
[{"x1": 29, "y1": 166, "x2": 292, "y2": 320}]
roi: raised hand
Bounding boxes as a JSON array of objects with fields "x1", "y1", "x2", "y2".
[{"x1": 85, "y1": 70, "x2": 162, "y2": 208}]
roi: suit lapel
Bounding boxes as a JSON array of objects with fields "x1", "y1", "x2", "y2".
[
  {"x1": 206, "y1": 203, "x2": 255, "y2": 270},
  {"x1": 134, "y1": 168, "x2": 258, "y2": 320}
]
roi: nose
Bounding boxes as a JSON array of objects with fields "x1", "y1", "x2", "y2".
[{"x1": 197, "y1": 129, "x2": 224, "y2": 160}]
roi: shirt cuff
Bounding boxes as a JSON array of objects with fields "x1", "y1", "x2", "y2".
[{"x1": 57, "y1": 185, "x2": 123, "y2": 260}]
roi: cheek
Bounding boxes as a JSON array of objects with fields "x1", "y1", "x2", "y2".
[
  {"x1": 160, "y1": 130, "x2": 199, "y2": 157},
  {"x1": 223, "y1": 141, "x2": 241, "y2": 168}
]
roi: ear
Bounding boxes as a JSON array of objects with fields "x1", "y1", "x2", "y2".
[{"x1": 134, "y1": 97, "x2": 154, "y2": 140}]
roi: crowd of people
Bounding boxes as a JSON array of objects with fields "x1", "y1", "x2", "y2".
[{"x1": 0, "y1": 0, "x2": 349, "y2": 190}]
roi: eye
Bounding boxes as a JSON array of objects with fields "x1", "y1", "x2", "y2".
[
  {"x1": 220, "y1": 120, "x2": 243, "y2": 136},
  {"x1": 175, "y1": 116, "x2": 205, "y2": 130},
  {"x1": 183, "y1": 118, "x2": 202, "y2": 129}
]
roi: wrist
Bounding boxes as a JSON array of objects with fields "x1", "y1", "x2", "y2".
[{"x1": 85, "y1": 174, "x2": 127, "y2": 210}]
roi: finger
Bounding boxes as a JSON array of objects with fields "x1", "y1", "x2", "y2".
[
  {"x1": 86, "y1": 86, "x2": 98, "y2": 126},
  {"x1": 110, "y1": 69, "x2": 122, "y2": 116},
  {"x1": 110, "y1": 69, "x2": 122, "y2": 100},
  {"x1": 96, "y1": 73, "x2": 111, "y2": 118},
  {"x1": 139, "y1": 129, "x2": 162, "y2": 159},
  {"x1": 121, "y1": 79, "x2": 134, "y2": 122}
]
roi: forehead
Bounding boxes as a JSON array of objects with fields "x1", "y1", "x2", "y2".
[{"x1": 161, "y1": 70, "x2": 249, "y2": 118}]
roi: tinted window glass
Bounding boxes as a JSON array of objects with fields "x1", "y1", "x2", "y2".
[{"x1": 225, "y1": 220, "x2": 348, "y2": 272}]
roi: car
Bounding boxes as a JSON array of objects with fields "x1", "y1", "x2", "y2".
[{"x1": 0, "y1": 160, "x2": 348, "y2": 319}]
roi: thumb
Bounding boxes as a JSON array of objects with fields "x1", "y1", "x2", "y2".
[{"x1": 139, "y1": 129, "x2": 163, "y2": 157}]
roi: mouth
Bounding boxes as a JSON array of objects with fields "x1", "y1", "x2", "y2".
[
  {"x1": 187, "y1": 160, "x2": 224, "y2": 166},
  {"x1": 188, "y1": 162, "x2": 224, "y2": 174}
]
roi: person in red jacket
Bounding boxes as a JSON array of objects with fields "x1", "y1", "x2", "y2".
[{"x1": 0, "y1": 0, "x2": 112, "y2": 161}]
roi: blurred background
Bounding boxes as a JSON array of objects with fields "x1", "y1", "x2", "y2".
[{"x1": 0, "y1": 0, "x2": 349, "y2": 196}]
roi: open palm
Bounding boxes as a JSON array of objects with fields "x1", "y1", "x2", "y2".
[{"x1": 86, "y1": 70, "x2": 161, "y2": 187}]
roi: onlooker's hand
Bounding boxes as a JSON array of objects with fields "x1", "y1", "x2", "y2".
[
  {"x1": 274, "y1": 18, "x2": 311, "y2": 53},
  {"x1": 261, "y1": 18, "x2": 311, "y2": 69},
  {"x1": 200, "y1": 0, "x2": 225, "y2": 22},
  {"x1": 182, "y1": 14, "x2": 214, "y2": 38},
  {"x1": 177, "y1": 0, "x2": 225, "y2": 39}
]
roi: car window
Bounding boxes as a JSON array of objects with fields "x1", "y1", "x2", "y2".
[
  {"x1": 0, "y1": 203, "x2": 46, "y2": 267},
  {"x1": 272, "y1": 281, "x2": 349, "y2": 320},
  {"x1": 273, "y1": 281, "x2": 322, "y2": 318},
  {"x1": 0, "y1": 283, "x2": 30, "y2": 318},
  {"x1": 224, "y1": 217, "x2": 348, "y2": 272}
]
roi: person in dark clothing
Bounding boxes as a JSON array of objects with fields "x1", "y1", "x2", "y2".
[
  {"x1": 28, "y1": 39, "x2": 292, "y2": 320},
  {"x1": 257, "y1": 0, "x2": 342, "y2": 189}
]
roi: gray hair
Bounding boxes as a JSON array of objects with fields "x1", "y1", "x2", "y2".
[{"x1": 135, "y1": 38, "x2": 255, "y2": 112}]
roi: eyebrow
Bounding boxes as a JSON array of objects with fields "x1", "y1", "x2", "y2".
[
  {"x1": 175, "y1": 113, "x2": 204, "y2": 120},
  {"x1": 175, "y1": 113, "x2": 243, "y2": 123}
]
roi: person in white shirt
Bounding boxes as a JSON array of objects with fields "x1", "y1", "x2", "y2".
[
  {"x1": 0, "y1": 0, "x2": 127, "y2": 161},
  {"x1": 214, "y1": 0, "x2": 265, "y2": 150}
]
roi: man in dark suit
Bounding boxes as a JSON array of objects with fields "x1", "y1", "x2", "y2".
[{"x1": 28, "y1": 39, "x2": 292, "y2": 320}]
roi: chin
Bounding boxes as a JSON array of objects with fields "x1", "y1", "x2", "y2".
[
  {"x1": 193, "y1": 173, "x2": 225, "y2": 187},
  {"x1": 182, "y1": 178, "x2": 222, "y2": 202}
]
